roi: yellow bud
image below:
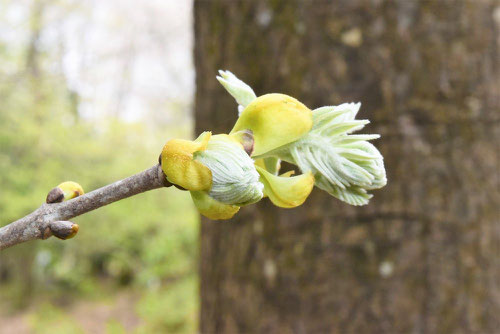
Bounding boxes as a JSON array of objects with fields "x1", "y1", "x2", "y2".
[
  {"x1": 161, "y1": 131, "x2": 213, "y2": 191},
  {"x1": 230, "y1": 94, "x2": 313, "y2": 156},
  {"x1": 46, "y1": 181, "x2": 84, "y2": 203},
  {"x1": 256, "y1": 165, "x2": 315, "y2": 208},
  {"x1": 190, "y1": 191, "x2": 240, "y2": 220},
  {"x1": 58, "y1": 181, "x2": 84, "y2": 200}
]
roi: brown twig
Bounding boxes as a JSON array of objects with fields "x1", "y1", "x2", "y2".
[{"x1": 0, "y1": 164, "x2": 169, "y2": 250}]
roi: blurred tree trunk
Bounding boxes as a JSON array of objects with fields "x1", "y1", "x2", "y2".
[{"x1": 194, "y1": 1, "x2": 499, "y2": 333}]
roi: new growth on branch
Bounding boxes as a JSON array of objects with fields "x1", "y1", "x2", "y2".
[{"x1": 0, "y1": 71, "x2": 387, "y2": 250}]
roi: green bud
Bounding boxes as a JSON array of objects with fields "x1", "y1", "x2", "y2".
[{"x1": 194, "y1": 134, "x2": 264, "y2": 207}]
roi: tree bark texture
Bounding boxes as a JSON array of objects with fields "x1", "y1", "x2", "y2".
[{"x1": 194, "y1": 1, "x2": 499, "y2": 333}]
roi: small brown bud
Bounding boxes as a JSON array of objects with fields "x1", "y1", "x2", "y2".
[
  {"x1": 46, "y1": 187, "x2": 64, "y2": 204},
  {"x1": 49, "y1": 221, "x2": 79, "y2": 240}
]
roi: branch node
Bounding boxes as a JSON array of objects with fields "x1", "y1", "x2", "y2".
[{"x1": 1, "y1": 165, "x2": 165, "y2": 250}]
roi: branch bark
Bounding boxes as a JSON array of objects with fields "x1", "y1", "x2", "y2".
[{"x1": 0, "y1": 164, "x2": 169, "y2": 250}]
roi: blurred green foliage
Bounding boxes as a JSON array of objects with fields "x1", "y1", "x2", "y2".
[{"x1": 0, "y1": 4, "x2": 198, "y2": 331}]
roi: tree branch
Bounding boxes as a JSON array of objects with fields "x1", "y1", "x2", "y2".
[{"x1": 0, "y1": 164, "x2": 169, "y2": 250}]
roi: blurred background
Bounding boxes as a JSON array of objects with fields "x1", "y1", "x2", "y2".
[
  {"x1": 1, "y1": 0, "x2": 499, "y2": 333},
  {"x1": 0, "y1": 0, "x2": 198, "y2": 332}
]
